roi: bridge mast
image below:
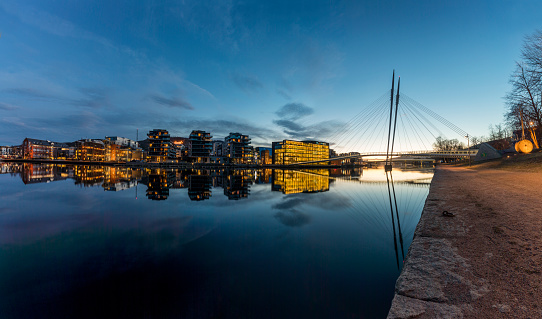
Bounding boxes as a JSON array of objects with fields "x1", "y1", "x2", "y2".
[
  {"x1": 385, "y1": 71, "x2": 395, "y2": 171},
  {"x1": 390, "y1": 77, "x2": 401, "y2": 162}
]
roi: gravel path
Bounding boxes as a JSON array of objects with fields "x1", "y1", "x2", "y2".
[{"x1": 388, "y1": 165, "x2": 542, "y2": 318}]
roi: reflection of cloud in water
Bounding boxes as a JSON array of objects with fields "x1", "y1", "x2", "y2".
[
  {"x1": 307, "y1": 193, "x2": 352, "y2": 210},
  {"x1": 145, "y1": 216, "x2": 216, "y2": 250},
  {"x1": 272, "y1": 196, "x2": 307, "y2": 210},
  {"x1": 274, "y1": 209, "x2": 311, "y2": 227},
  {"x1": 272, "y1": 193, "x2": 353, "y2": 227},
  {"x1": 273, "y1": 193, "x2": 352, "y2": 211}
]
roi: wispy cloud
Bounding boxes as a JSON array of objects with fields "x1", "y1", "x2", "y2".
[
  {"x1": 274, "y1": 119, "x2": 342, "y2": 140},
  {"x1": 0, "y1": 2, "x2": 147, "y2": 62},
  {"x1": 276, "y1": 78, "x2": 293, "y2": 100},
  {"x1": 149, "y1": 94, "x2": 194, "y2": 110},
  {"x1": 171, "y1": 0, "x2": 244, "y2": 52},
  {"x1": 155, "y1": 118, "x2": 281, "y2": 144},
  {"x1": 4, "y1": 88, "x2": 57, "y2": 100},
  {"x1": 273, "y1": 102, "x2": 343, "y2": 140},
  {"x1": 4, "y1": 87, "x2": 110, "y2": 109},
  {"x1": 34, "y1": 111, "x2": 104, "y2": 132},
  {"x1": 0, "y1": 102, "x2": 19, "y2": 111},
  {"x1": 72, "y1": 88, "x2": 110, "y2": 108},
  {"x1": 275, "y1": 102, "x2": 314, "y2": 119},
  {"x1": 231, "y1": 73, "x2": 263, "y2": 93}
]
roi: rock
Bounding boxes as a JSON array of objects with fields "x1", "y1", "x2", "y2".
[
  {"x1": 387, "y1": 294, "x2": 463, "y2": 319},
  {"x1": 395, "y1": 237, "x2": 472, "y2": 303}
]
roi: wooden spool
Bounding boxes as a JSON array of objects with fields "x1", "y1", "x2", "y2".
[{"x1": 516, "y1": 139, "x2": 533, "y2": 154}]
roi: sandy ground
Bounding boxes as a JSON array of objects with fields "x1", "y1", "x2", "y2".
[{"x1": 388, "y1": 160, "x2": 542, "y2": 318}]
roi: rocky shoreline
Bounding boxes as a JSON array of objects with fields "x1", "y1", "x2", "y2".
[{"x1": 388, "y1": 165, "x2": 542, "y2": 318}]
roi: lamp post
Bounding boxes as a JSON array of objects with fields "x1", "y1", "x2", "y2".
[{"x1": 465, "y1": 134, "x2": 471, "y2": 166}]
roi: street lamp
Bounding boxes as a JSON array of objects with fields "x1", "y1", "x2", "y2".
[{"x1": 465, "y1": 134, "x2": 471, "y2": 166}]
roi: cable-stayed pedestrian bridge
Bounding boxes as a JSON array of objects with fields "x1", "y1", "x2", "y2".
[
  {"x1": 319, "y1": 71, "x2": 477, "y2": 168},
  {"x1": 291, "y1": 149, "x2": 477, "y2": 165}
]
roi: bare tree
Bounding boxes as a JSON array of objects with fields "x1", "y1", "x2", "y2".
[
  {"x1": 433, "y1": 136, "x2": 465, "y2": 151},
  {"x1": 470, "y1": 136, "x2": 482, "y2": 145},
  {"x1": 506, "y1": 31, "x2": 542, "y2": 136},
  {"x1": 488, "y1": 123, "x2": 511, "y2": 140}
]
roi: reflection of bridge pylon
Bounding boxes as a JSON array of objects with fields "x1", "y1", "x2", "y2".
[{"x1": 386, "y1": 171, "x2": 405, "y2": 270}]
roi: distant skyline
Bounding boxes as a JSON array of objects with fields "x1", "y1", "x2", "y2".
[{"x1": 1, "y1": 0, "x2": 541, "y2": 147}]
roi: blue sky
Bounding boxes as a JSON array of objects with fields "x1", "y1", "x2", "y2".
[{"x1": 1, "y1": 0, "x2": 541, "y2": 149}]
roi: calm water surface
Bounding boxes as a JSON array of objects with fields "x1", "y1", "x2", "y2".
[{"x1": 0, "y1": 163, "x2": 433, "y2": 318}]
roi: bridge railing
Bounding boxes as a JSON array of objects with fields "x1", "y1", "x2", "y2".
[{"x1": 288, "y1": 149, "x2": 478, "y2": 165}]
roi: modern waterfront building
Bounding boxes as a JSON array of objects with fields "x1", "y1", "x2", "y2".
[
  {"x1": 104, "y1": 140, "x2": 143, "y2": 162},
  {"x1": 211, "y1": 140, "x2": 226, "y2": 157},
  {"x1": 147, "y1": 129, "x2": 174, "y2": 163},
  {"x1": 170, "y1": 137, "x2": 191, "y2": 160},
  {"x1": 255, "y1": 147, "x2": 273, "y2": 165},
  {"x1": 225, "y1": 132, "x2": 251, "y2": 164},
  {"x1": 189, "y1": 130, "x2": 212, "y2": 163},
  {"x1": 0, "y1": 146, "x2": 14, "y2": 158},
  {"x1": 22, "y1": 138, "x2": 54, "y2": 159},
  {"x1": 75, "y1": 140, "x2": 105, "y2": 161},
  {"x1": 105, "y1": 136, "x2": 138, "y2": 149},
  {"x1": 272, "y1": 140, "x2": 330, "y2": 165}
]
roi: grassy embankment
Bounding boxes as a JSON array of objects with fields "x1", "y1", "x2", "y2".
[{"x1": 451, "y1": 150, "x2": 542, "y2": 171}]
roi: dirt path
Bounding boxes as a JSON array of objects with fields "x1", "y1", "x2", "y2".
[{"x1": 388, "y1": 165, "x2": 542, "y2": 318}]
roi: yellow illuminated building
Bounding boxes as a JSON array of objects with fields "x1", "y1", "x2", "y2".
[
  {"x1": 75, "y1": 140, "x2": 105, "y2": 162},
  {"x1": 272, "y1": 140, "x2": 329, "y2": 165},
  {"x1": 272, "y1": 169, "x2": 329, "y2": 194}
]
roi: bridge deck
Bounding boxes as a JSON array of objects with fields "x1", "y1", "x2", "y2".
[{"x1": 290, "y1": 150, "x2": 478, "y2": 165}]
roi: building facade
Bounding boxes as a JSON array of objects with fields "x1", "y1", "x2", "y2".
[
  {"x1": 225, "y1": 132, "x2": 251, "y2": 164},
  {"x1": 147, "y1": 129, "x2": 174, "y2": 162},
  {"x1": 256, "y1": 147, "x2": 273, "y2": 165},
  {"x1": 105, "y1": 136, "x2": 139, "y2": 149},
  {"x1": 0, "y1": 146, "x2": 14, "y2": 159},
  {"x1": 272, "y1": 140, "x2": 329, "y2": 165},
  {"x1": 189, "y1": 130, "x2": 212, "y2": 163},
  {"x1": 171, "y1": 137, "x2": 191, "y2": 161},
  {"x1": 75, "y1": 140, "x2": 105, "y2": 161},
  {"x1": 22, "y1": 138, "x2": 54, "y2": 159}
]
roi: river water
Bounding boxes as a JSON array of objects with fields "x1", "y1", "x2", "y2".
[{"x1": 0, "y1": 163, "x2": 433, "y2": 318}]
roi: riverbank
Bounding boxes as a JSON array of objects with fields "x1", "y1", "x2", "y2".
[
  {"x1": 0, "y1": 159, "x2": 342, "y2": 169},
  {"x1": 388, "y1": 164, "x2": 542, "y2": 318}
]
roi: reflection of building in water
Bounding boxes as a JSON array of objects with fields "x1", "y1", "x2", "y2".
[
  {"x1": 188, "y1": 174, "x2": 212, "y2": 201},
  {"x1": 272, "y1": 169, "x2": 330, "y2": 194},
  {"x1": 272, "y1": 140, "x2": 329, "y2": 165},
  {"x1": 0, "y1": 163, "x2": 22, "y2": 174},
  {"x1": 21, "y1": 163, "x2": 72, "y2": 184},
  {"x1": 170, "y1": 170, "x2": 189, "y2": 189},
  {"x1": 255, "y1": 169, "x2": 272, "y2": 184},
  {"x1": 74, "y1": 166, "x2": 105, "y2": 186},
  {"x1": 145, "y1": 169, "x2": 170, "y2": 200},
  {"x1": 102, "y1": 167, "x2": 142, "y2": 191},
  {"x1": 333, "y1": 167, "x2": 363, "y2": 177},
  {"x1": 223, "y1": 170, "x2": 251, "y2": 200}
]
